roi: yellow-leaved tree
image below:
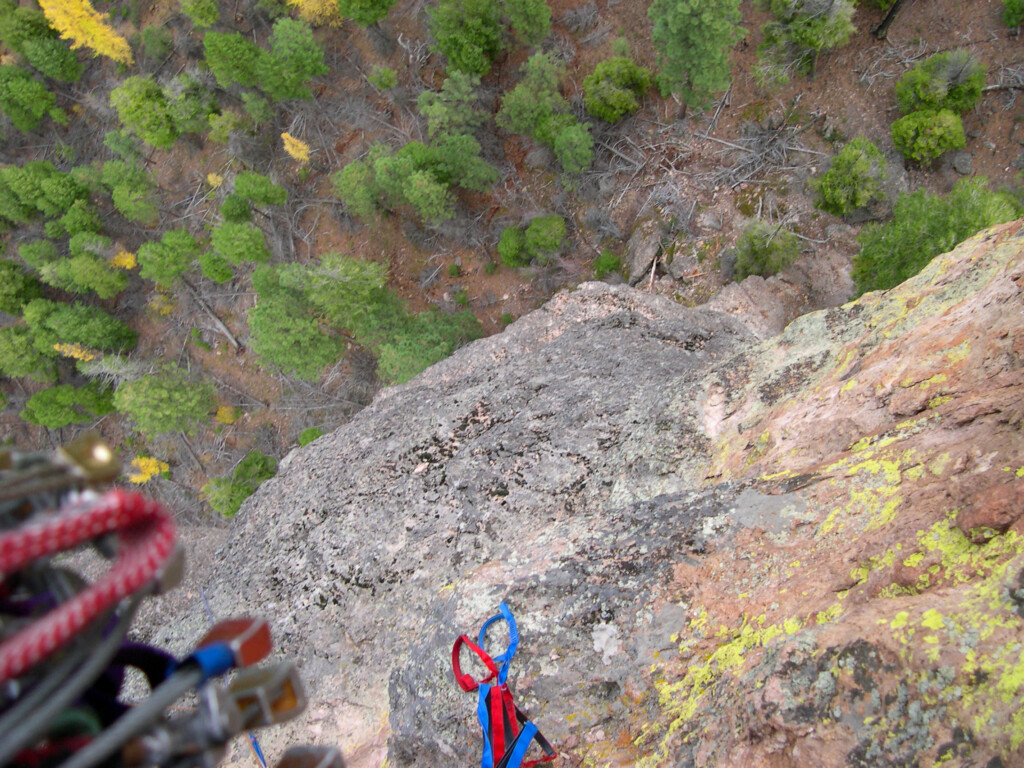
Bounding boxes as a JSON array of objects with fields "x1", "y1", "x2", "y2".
[
  {"x1": 286, "y1": 0, "x2": 343, "y2": 27},
  {"x1": 281, "y1": 132, "x2": 310, "y2": 165},
  {"x1": 37, "y1": 0, "x2": 132, "y2": 64}
]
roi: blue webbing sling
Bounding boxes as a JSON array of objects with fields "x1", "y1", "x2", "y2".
[{"x1": 452, "y1": 603, "x2": 557, "y2": 768}]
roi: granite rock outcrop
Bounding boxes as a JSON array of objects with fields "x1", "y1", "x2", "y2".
[{"x1": 155, "y1": 220, "x2": 1024, "y2": 767}]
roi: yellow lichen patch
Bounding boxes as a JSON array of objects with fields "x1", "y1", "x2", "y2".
[
  {"x1": 639, "y1": 607, "x2": 824, "y2": 764},
  {"x1": 928, "y1": 395, "x2": 953, "y2": 409},
  {"x1": 943, "y1": 340, "x2": 971, "y2": 366},
  {"x1": 840, "y1": 378, "x2": 858, "y2": 393},
  {"x1": 899, "y1": 372, "x2": 948, "y2": 390},
  {"x1": 207, "y1": 173, "x2": 224, "y2": 188}
]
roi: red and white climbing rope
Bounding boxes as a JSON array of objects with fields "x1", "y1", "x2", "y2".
[{"x1": 0, "y1": 488, "x2": 176, "y2": 683}]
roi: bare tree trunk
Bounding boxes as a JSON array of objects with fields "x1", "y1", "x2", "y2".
[
  {"x1": 181, "y1": 278, "x2": 241, "y2": 350},
  {"x1": 873, "y1": 0, "x2": 907, "y2": 39}
]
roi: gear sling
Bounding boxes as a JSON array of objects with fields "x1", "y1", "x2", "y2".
[{"x1": 452, "y1": 603, "x2": 557, "y2": 768}]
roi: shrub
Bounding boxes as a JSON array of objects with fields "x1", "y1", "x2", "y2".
[
  {"x1": 202, "y1": 450, "x2": 276, "y2": 517},
  {"x1": 497, "y1": 225, "x2": 528, "y2": 266},
  {"x1": 891, "y1": 109, "x2": 965, "y2": 164},
  {"x1": 368, "y1": 66, "x2": 397, "y2": 89},
  {"x1": 1004, "y1": 0, "x2": 1024, "y2": 26},
  {"x1": 234, "y1": 172, "x2": 287, "y2": 206},
  {"x1": 852, "y1": 178, "x2": 1019, "y2": 295},
  {"x1": 524, "y1": 215, "x2": 565, "y2": 263},
  {"x1": 895, "y1": 50, "x2": 986, "y2": 115},
  {"x1": 180, "y1": 0, "x2": 219, "y2": 26},
  {"x1": 593, "y1": 250, "x2": 620, "y2": 279},
  {"x1": 298, "y1": 427, "x2": 323, "y2": 445},
  {"x1": 810, "y1": 137, "x2": 887, "y2": 216},
  {"x1": 583, "y1": 57, "x2": 652, "y2": 123},
  {"x1": 732, "y1": 221, "x2": 801, "y2": 280}
]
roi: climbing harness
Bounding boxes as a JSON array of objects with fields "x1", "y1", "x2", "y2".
[
  {"x1": 452, "y1": 603, "x2": 557, "y2": 768},
  {"x1": 0, "y1": 434, "x2": 345, "y2": 768}
]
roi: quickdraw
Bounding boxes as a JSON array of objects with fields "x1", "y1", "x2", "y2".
[{"x1": 452, "y1": 603, "x2": 557, "y2": 768}]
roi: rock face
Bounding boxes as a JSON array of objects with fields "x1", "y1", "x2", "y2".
[{"x1": 158, "y1": 221, "x2": 1024, "y2": 767}]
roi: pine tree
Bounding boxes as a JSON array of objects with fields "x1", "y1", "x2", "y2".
[
  {"x1": 0, "y1": 65, "x2": 60, "y2": 132},
  {"x1": 179, "y1": 0, "x2": 218, "y2": 27},
  {"x1": 756, "y1": 0, "x2": 854, "y2": 83},
  {"x1": 0, "y1": 258, "x2": 42, "y2": 315},
  {"x1": 429, "y1": 0, "x2": 504, "y2": 75},
  {"x1": 0, "y1": 323, "x2": 56, "y2": 380},
  {"x1": 258, "y1": 18, "x2": 327, "y2": 101},
  {"x1": 0, "y1": 4, "x2": 82, "y2": 81},
  {"x1": 36, "y1": 0, "x2": 132, "y2": 64},
  {"x1": 23, "y1": 298, "x2": 136, "y2": 354},
  {"x1": 138, "y1": 229, "x2": 201, "y2": 286},
  {"x1": 505, "y1": 0, "x2": 550, "y2": 46},
  {"x1": 337, "y1": 0, "x2": 396, "y2": 25},
  {"x1": 416, "y1": 71, "x2": 486, "y2": 139},
  {"x1": 853, "y1": 178, "x2": 1020, "y2": 295},
  {"x1": 248, "y1": 264, "x2": 344, "y2": 380},
  {"x1": 204, "y1": 32, "x2": 262, "y2": 89},
  {"x1": 102, "y1": 160, "x2": 159, "y2": 223},
  {"x1": 648, "y1": 0, "x2": 743, "y2": 108},
  {"x1": 210, "y1": 221, "x2": 271, "y2": 265},
  {"x1": 20, "y1": 381, "x2": 114, "y2": 428},
  {"x1": 110, "y1": 76, "x2": 179, "y2": 148},
  {"x1": 113, "y1": 363, "x2": 216, "y2": 436}
]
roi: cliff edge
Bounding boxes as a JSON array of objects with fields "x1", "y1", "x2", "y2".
[{"x1": 157, "y1": 220, "x2": 1024, "y2": 767}]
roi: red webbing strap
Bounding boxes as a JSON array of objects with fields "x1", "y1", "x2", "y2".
[
  {"x1": 452, "y1": 635, "x2": 499, "y2": 692},
  {"x1": 490, "y1": 686, "x2": 507, "y2": 758}
]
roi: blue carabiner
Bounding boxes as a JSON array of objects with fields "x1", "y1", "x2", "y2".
[{"x1": 477, "y1": 602, "x2": 518, "y2": 684}]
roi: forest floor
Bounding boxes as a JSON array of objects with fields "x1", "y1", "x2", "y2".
[{"x1": 2, "y1": 0, "x2": 1022, "y2": 519}]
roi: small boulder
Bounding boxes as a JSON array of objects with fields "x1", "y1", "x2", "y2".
[{"x1": 624, "y1": 221, "x2": 662, "y2": 285}]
